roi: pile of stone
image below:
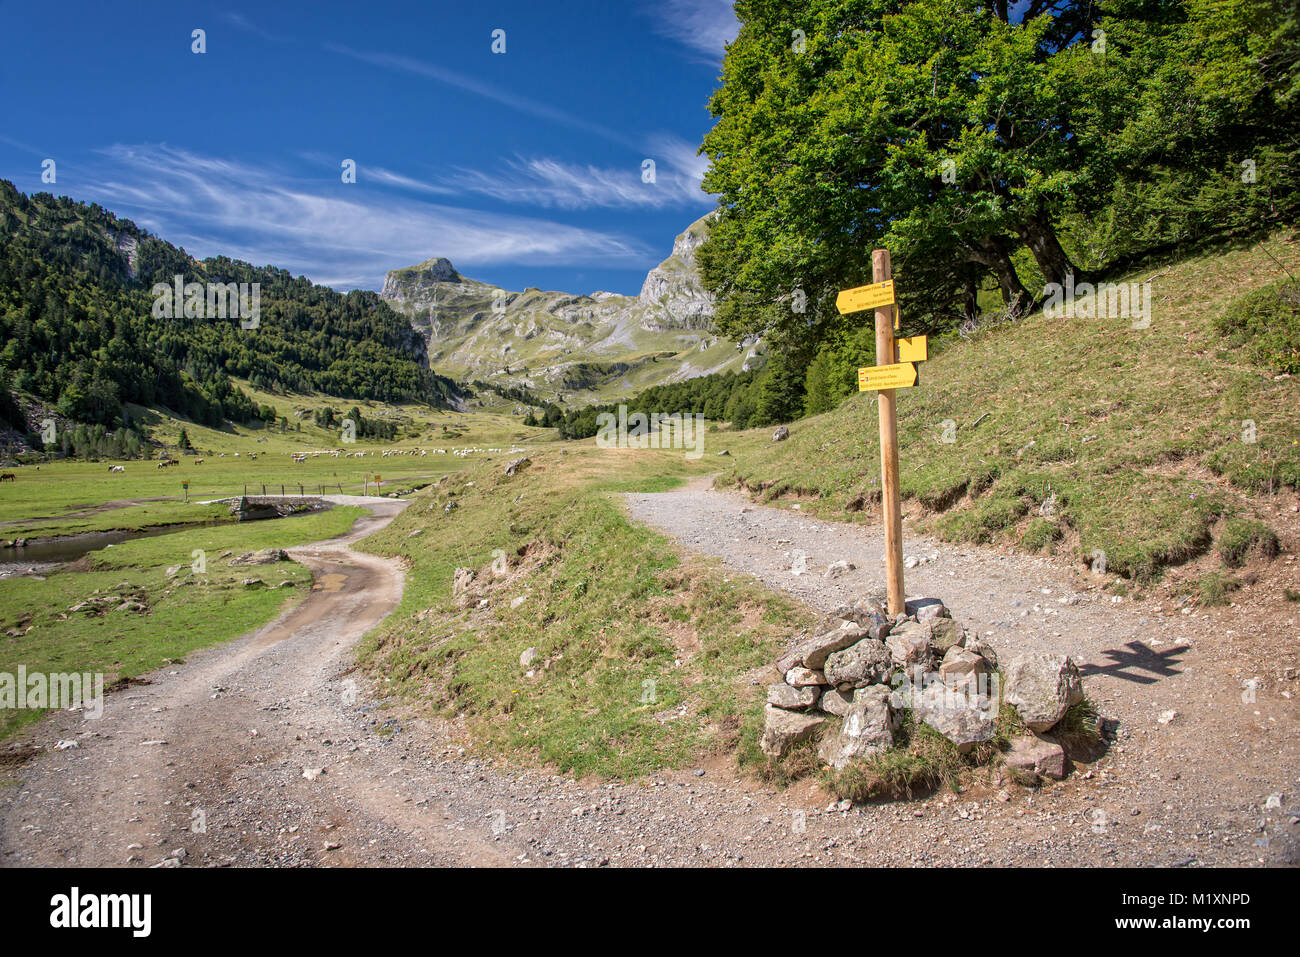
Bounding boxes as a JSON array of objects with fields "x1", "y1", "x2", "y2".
[{"x1": 760, "y1": 596, "x2": 1085, "y2": 785}]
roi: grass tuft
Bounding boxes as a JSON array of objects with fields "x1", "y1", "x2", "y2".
[{"x1": 1217, "y1": 517, "x2": 1280, "y2": 568}]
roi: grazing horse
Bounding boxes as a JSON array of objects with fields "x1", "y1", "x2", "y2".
[
  {"x1": 194, "y1": 459, "x2": 203, "y2": 465},
  {"x1": 108, "y1": 465, "x2": 125, "y2": 473},
  {"x1": 0, "y1": 473, "x2": 14, "y2": 482}
]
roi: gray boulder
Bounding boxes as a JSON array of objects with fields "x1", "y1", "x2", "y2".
[
  {"x1": 928, "y1": 617, "x2": 966, "y2": 653},
  {"x1": 965, "y1": 637, "x2": 999, "y2": 669},
  {"x1": 906, "y1": 597, "x2": 950, "y2": 621},
  {"x1": 819, "y1": 686, "x2": 893, "y2": 769},
  {"x1": 939, "y1": 647, "x2": 989, "y2": 691},
  {"x1": 824, "y1": 559, "x2": 854, "y2": 579},
  {"x1": 759, "y1": 705, "x2": 825, "y2": 758},
  {"x1": 767, "y1": 683, "x2": 819, "y2": 710},
  {"x1": 1005, "y1": 734, "x2": 1068, "y2": 782},
  {"x1": 819, "y1": 688, "x2": 855, "y2": 717},
  {"x1": 824, "y1": 639, "x2": 892, "y2": 689},
  {"x1": 784, "y1": 666, "x2": 827, "y2": 688},
  {"x1": 776, "y1": 621, "x2": 868, "y2": 673},
  {"x1": 771, "y1": 427, "x2": 790, "y2": 442},
  {"x1": 1004, "y1": 653, "x2": 1084, "y2": 732},
  {"x1": 452, "y1": 567, "x2": 475, "y2": 597},
  {"x1": 912, "y1": 681, "x2": 995, "y2": 753},
  {"x1": 885, "y1": 621, "x2": 934, "y2": 669},
  {"x1": 838, "y1": 599, "x2": 892, "y2": 639},
  {"x1": 228, "y1": 548, "x2": 289, "y2": 566}
]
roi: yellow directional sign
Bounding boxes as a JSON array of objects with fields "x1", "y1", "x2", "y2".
[
  {"x1": 836, "y1": 279, "x2": 896, "y2": 315},
  {"x1": 895, "y1": 335, "x2": 928, "y2": 363},
  {"x1": 858, "y1": 362, "x2": 917, "y2": 391}
]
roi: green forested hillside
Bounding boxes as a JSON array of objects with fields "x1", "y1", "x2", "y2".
[{"x1": 0, "y1": 181, "x2": 459, "y2": 438}]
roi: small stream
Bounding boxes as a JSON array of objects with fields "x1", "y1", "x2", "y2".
[{"x1": 0, "y1": 508, "x2": 329, "y2": 580}]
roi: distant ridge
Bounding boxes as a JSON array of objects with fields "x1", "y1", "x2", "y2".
[{"x1": 380, "y1": 212, "x2": 763, "y2": 406}]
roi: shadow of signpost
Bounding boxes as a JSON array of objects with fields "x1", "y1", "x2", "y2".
[{"x1": 1079, "y1": 641, "x2": 1188, "y2": 685}]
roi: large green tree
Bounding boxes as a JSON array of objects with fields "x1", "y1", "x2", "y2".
[{"x1": 698, "y1": 0, "x2": 1299, "y2": 351}]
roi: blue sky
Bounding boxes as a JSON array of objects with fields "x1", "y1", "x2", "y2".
[{"x1": 0, "y1": 0, "x2": 739, "y2": 294}]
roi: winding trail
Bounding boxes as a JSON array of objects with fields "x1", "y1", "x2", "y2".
[{"x1": 1, "y1": 483, "x2": 1295, "y2": 867}]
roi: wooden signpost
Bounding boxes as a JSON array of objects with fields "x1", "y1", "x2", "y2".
[{"x1": 837, "y1": 250, "x2": 929, "y2": 616}]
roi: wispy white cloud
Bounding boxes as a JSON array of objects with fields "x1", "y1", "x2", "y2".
[
  {"x1": 218, "y1": 12, "x2": 281, "y2": 42},
  {"x1": 0, "y1": 134, "x2": 46, "y2": 156},
  {"x1": 321, "y1": 42, "x2": 714, "y2": 210},
  {"x1": 644, "y1": 0, "x2": 739, "y2": 62},
  {"x1": 79, "y1": 145, "x2": 649, "y2": 289},
  {"x1": 438, "y1": 140, "x2": 712, "y2": 210},
  {"x1": 367, "y1": 166, "x2": 459, "y2": 197},
  {"x1": 325, "y1": 43, "x2": 639, "y2": 150}
]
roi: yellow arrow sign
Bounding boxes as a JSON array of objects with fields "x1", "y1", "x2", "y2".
[
  {"x1": 895, "y1": 335, "x2": 928, "y2": 363},
  {"x1": 836, "y1": 280, "x2": 896, "y2": 315},
  {"x1": 858, "y1": 362, "x2": 917, "y2": 391}
]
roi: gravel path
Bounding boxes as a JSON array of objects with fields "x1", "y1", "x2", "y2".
[{"x1": 1, "y1": 485, "x2": 1295, "y2": 867}]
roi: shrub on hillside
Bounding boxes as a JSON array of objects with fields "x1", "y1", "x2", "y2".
[{"x1": 1215, "y1": 279, "x2": 1300, "y2": 374}]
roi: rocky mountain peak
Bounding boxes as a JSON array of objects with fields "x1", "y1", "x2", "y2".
[{"x1": 636, "y1": 211, "x2": 717, "y2": 330}]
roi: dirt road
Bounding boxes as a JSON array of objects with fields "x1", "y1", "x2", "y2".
[{"x1": 1, "y1": 485, "x2": 1295, "y2": 867}]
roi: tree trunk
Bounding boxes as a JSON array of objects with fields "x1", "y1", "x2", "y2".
[
  {"x1": 962, "y1": 272, "x2": 980, "y2": 328},
  {"x1": 965, "y1": 237, "x2": 1032, "y2": 316},
  {"x1": 1016, "y1": 213, "x2": 1080, "y2": 290}
]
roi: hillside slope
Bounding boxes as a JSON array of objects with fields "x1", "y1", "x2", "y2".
[
  {"x1": 0, "y1": 181, "x2": 460, "y2": 441},
  {"x1": 380, "y1": 213, "x2": 760, "y2": 407},
  {"x1": 722, "y1": 235, "x2": 1300, "y2": 582}
]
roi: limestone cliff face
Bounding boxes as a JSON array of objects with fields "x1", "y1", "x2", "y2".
[
  {"x1": 636, "y1": 212, "x2": 717, "y2": 331},
  {"x1": 379, "y1": 212, "x2": 747, "y2": 405}
]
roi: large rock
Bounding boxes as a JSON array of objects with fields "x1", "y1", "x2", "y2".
[
  {"x1": 819, "y1": 686, "x2": 893, "y2": 769},
  {"x1": 776, "y1": 622, "x2": 870, "y2": 673},
  {"x1": 906, "y1": 597, "x2": 950, "y2": 621},
  {"x1": 885, "y1": 621, "x2": 934, "y2": 670},
  {"x1": 771, "y1": 427, "x2": 790, "y2": 442},
  {"x1": 1005, "y1": 734, "x2": 1067, "y2": 781},
  {"x1": 784, "y1": 666, "x2": 826, "y2": 688},
  {"x1": 767, "y1": 683, "x2": 819, "y2": 710},
  {"x1": 965, "y1": 637, "x2": 999, "y2": 669},
  {"x1": 928, "y1": 617, "x2": 966, "y2": 654},
  {"x1": 912, "y1": 681, "x2": 996, "y2": 753},
  {"x1": 819, "y1": 688, "x2": 855, "y2": 717},
  {"x1": 824, "y1": 559, "x2": 853, "y2": 579},
  {"x1": 452, "y1": 567, "x2": 475, "y2": 596},
  {"x1": 228, "y1": 548, "x2": 289, "y2": 566},
  {"x1": 759, "y1": 705, "x2": 825, "y2": 758},
  {"x1": 837, "y1": 599, "x2": 892, "y2": 639},
  {"x1": 939, "y1": 647, "x2": 988, "y2": 692},
  {"x1": 824, "y1": 639, "x2": 893, "y2": 689},
  {"x1": 1004, "y1": 654, "x2": 1084, "y2": 732}
]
